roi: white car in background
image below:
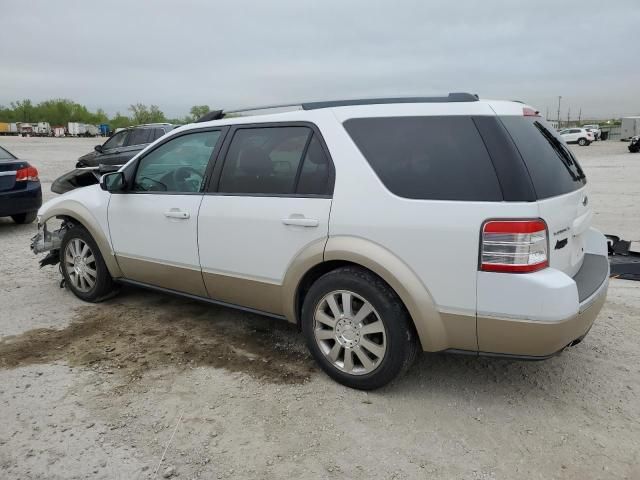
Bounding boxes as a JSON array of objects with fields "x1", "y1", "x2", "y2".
[
  {"x1": 583, "y1": 124, "x2": 601, "y2": 140},
  {"x1": 559, "y1": 128, "x2": 594, "y2": 146}
]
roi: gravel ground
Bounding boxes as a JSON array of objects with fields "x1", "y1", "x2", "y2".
[{"x1": 0, "y1": 137, "x2": 639, "y2": 480}]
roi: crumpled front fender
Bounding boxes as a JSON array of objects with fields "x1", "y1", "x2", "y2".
[{"x1": 33, "y1": 186, "x2": 122, "y2": 278}]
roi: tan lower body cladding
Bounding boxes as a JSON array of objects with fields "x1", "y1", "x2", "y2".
[
  {"x1": 116, "y1": 251, "x2": 606, "y2": 358},
  {"x1": 116, "y1": 255, "x2": 285, "y2": 315},
  {"x1": 116, "y1": 255, "x2": 209, "y2": 298},
  {"x1": 477, "y1": 288, "x2": 607, "y2": 357},
  {"x1": 202, "y1": 271, "x2": 283, "y2": 316}
]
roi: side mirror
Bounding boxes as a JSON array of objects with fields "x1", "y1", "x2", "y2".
[
  {"x1": 94, "y1": 145, "x2": 103, "y2": 153},
  {"x1": 100, "y1": 171, "x2": 126, "y2": 192}
]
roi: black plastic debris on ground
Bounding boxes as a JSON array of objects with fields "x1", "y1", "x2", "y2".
[{"x1": 606, "y1": 235, "x2": 640, "y2": 281}]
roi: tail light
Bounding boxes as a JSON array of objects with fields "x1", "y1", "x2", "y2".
[
  {"x1": 480, "y1": 219, "x2": 548, "y2": 273},
  {"x1": 522, "y1": 107, "x2": 540, "y2": 117},
  {"x1": 16, "y1": 165, "x2": 39, "y2": 182}
]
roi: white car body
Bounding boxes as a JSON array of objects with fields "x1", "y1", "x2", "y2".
[{"x1": 33, "y1": 94, "x2": 609, "y2": 387}]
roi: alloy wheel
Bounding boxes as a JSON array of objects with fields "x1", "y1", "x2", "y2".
[
  {"x1": 64, "y1": 238, "x2": 97, "y2": 293},
  {"x1": 313, "y1": 290, "x2": 387, "y2": 375}
]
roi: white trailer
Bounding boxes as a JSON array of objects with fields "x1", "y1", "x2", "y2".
[
  {"x1": 67, "y1": 122, "x2": 80, "y2": 136},
  {"x1": 621, "y1": 116, "x2": 640, "y2": 140},
  {"x1": 18, "y1": 123, "x2": 33, "y2": 136},
  {"x1": 34, "y1": 122, "x2": 51, "y2": 136},
  {"x1": 53, "y1": 126, "x2": 65, "y2": 137},
  {"x1": 85, "y1": 124, "x2": 100, "y2": 137}
]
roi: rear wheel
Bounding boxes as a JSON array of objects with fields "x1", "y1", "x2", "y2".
[
  {"x1": 301, "y1": 266, "x2": 419, "y2": 390},
  {"x1": 578, "y1": 137, "x2": 588, "y2": 146},
  {"x1": 11, "y1": 211, "x2": 37, "y2": 224},
  {"x1": 60, "y1": 225, "x2": 116, "y2": 302}
]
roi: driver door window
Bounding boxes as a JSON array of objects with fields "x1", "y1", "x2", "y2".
[{"x1": 133, "y1": 130, "x2": 221, "y2": 193}]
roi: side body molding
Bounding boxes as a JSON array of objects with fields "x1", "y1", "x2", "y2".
[
  {"x1": 40, "y1": 201, "x2": 123, "y2": 278},
  {"x1": 321, "y1": 236, "x2": 448, "y2": 352}
]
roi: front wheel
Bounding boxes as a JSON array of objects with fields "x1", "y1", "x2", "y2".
[
  {"x1": 578, "y1": 138, "x2": 588, "y2": 146},
  {"x1": 301, "y1": 266, "x2": 419, "y2": 390},
  {"x1": 60, "y1": 225, "x2": 117, "y2": 302}
]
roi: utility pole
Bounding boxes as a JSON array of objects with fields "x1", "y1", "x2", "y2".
[
  {"x1": 578, "y1": 108, "x2": 582, "y2": 124},
  {"x1": 557, "y1": 96, "x2": 562, "y2": 127},
  {"x1": 546, "y1": 107, "x2": 549, "y2": 120},
  {"x1": 567, "y1": 107, "x2": 571, "y2": 126}
]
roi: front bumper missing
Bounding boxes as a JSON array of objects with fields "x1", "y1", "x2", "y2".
[{"x1": 31, "y1": 221, "x2": 66, "y2": 267}]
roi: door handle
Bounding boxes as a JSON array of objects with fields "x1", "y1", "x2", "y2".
[
  {"x1": 164, "y1": 209, "x2": 190, "y2": 219},
  {"x1": 282, "y1": 215, "x2": 319, "y2": 227}
]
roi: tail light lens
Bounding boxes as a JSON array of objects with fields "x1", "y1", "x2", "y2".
[
  {"x1": 16, "y1": 165, "x2": 39, "y2": 182},
  {"x1": 480, "y1": 219, "x2": 548, "y2": 273},
  {"x1": 522, "y1": 107, "x2": 540, "y2": 117}
]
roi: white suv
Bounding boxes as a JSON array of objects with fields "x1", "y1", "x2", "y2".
[
  {"x1": 32, "y1": 94, "x2": 609, "y2": 389},
  {"x1": 559, "y1": 127, "x2": 595, "y2": 146}
]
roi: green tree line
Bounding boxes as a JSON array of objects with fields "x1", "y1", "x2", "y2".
[{"x1": 0, "y1": 99, "x2": 214, "y2": 130}]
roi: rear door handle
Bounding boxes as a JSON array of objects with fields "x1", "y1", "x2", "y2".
[
  {"x1": 282, "y1": 216, "x2": 319, "y2": 227},
  {"x1": 164, "y1": 209, "x2": 190, "y2": 219}
]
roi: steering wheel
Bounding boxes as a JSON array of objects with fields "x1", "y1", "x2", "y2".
[{"x1": 171, "y1": 166, "x2": 203, "y2": 192}]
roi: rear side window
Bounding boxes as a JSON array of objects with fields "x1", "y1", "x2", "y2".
[
  {"x1": 152, "y1": 128, "x2": 166, "y2": 141},
  {"x1": 344, "y1": 116, "x2": 502, "y2": 201},
  {"x1": 217, "y1": 127, "x2": 312, "y2": 195},
  {"x1": 128, "y1": 128, "x2": 152, "y2": 146},
  {"x1": 499, "y1": 116, "x2": 586, "y2": 199}
]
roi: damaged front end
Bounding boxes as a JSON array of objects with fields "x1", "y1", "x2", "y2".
[
  {"x1": 51, "y1": 164, "x2": 121, "y2": 194},
  {"x1": 30, "y1": 219, "x2": 71, "y2": 268}
]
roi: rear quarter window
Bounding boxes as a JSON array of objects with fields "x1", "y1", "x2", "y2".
[
  {"x1": 128, "y1": 129, "x2": 152, "y2": 146},
  {"x1": 343, "y1": 116, "x2": 502, "y2": 201},
  {"x1": 499, "y1": 116, "x2": 586, "y2": 199}
]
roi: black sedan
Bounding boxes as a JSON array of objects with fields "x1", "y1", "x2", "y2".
[{"x1": 0, "y1": 145, "x2": 42, "y2": 224}]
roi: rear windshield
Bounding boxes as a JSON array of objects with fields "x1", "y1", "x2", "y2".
[
  {"x1": 343, "y1": 116, "x2": 503, "y2": 201},
  {"x1": 0, "y1": 146, "x2": 16, "y2": 160},
  {"x1": 499, "y1": 116, "x2": 586, "y2": 198}
]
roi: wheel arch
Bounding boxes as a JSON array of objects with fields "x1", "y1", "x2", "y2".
[
  {"x1": 41, "y1": 203, "x2": 122, "y2": 278},
  {"x1": 285, "y1": 236, "x2": 450, "y2": 352}
]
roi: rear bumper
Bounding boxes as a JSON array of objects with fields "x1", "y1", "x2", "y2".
[
  {"x1": 0, "y1": 182, "x2": 42, "y2": 216},
  {"x1": 476, "y1": 228, "x2": 609, "y2": 357}
]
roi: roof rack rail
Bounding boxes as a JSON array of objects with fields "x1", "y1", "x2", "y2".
[
  {"x1": 196, "y1": 93, "x2": 479, "y2": 122},
  {"x1": 225, "y1": 103, "x2": 304, "y2": 115},
  {"x1": 301, "y1": 92, "x2": 479, "y2": 110}
]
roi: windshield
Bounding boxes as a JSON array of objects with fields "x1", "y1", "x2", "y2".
[{"x1": 499, "y1": 116, "x2": 586, "y2": 199}]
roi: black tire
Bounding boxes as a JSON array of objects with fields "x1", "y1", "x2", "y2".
[
  {"x1": 11, "y1": 211, "x2": 37, "y2": 224},
  {"x1": 59, "y1": 225, "x2": 117, "y2": 302},
  {"x1": 301, "y1": 266, "x2": 419, "y2": 390},
  {"x1": 578, "y1": 138, "x2": 587, "y2": 146}
]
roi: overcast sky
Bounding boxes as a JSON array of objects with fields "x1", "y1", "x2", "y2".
[{"x1": 2, "y1": 0, "x2": 639, "y2": 119}]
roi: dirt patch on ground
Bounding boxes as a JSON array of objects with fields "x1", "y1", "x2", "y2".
[{"x1": 0, "y1": 295, "x2": 315, "y2": 385}]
